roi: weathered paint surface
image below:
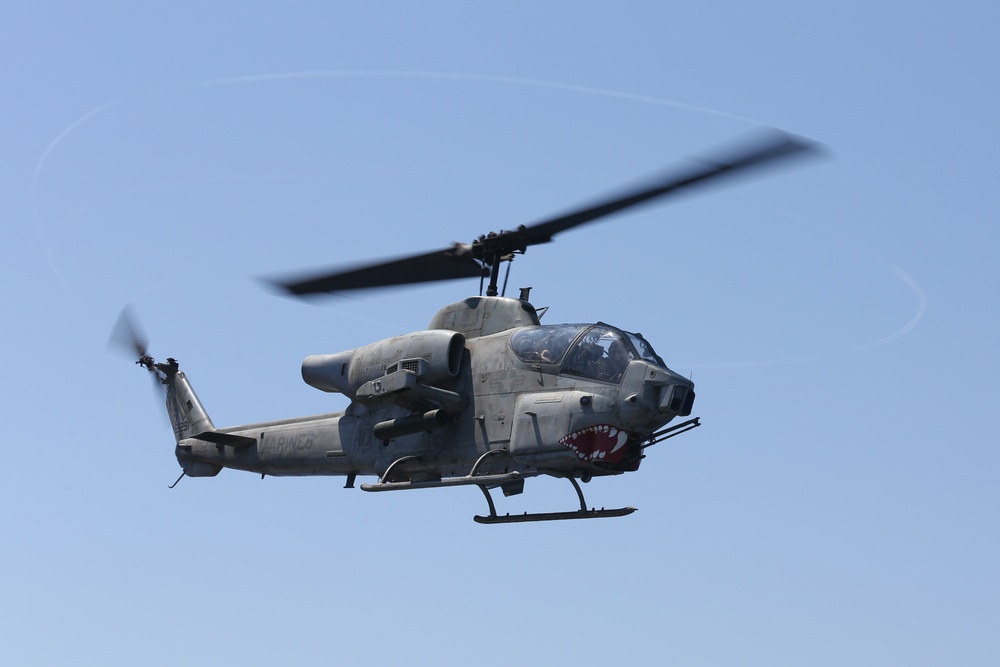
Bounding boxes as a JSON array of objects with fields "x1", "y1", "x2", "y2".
[{"x1": 164, "y1": 297, "x2": 694, "y2": 492}]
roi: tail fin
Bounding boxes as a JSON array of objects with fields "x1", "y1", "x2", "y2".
[{"x1": 156, "y1": 358, "x2": 216, "y2": 443}]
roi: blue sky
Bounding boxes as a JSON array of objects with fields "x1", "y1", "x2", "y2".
[{"x1": 3, "y1": 2, "x2": 998, "y2": 665}]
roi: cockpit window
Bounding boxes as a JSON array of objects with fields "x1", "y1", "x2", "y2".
[
  {"x1": 624, "y1": 331, "x2": 665, "y2": 366},
  {"x1": 510, "y1": 325, "x2": 586, "y2": 364},
  {"x1": 561, "y1": 326, "x2": 635, "y2": 383}
]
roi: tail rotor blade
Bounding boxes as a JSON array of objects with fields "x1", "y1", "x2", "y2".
[
  {"x1": 109, "y1": 307, "x2": 170, "y2": 433},
  {"x1": 108, "y1": 306, "x2": 149, "y2": 361}
]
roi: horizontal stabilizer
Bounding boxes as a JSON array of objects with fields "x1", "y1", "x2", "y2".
[{"x1": 193, "y1": 431, "x2": 257, "y2": 448}]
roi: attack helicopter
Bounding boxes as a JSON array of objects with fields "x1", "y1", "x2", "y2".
[{"x1": 117, "y1": 130, "x2": 817, "y2": 523}]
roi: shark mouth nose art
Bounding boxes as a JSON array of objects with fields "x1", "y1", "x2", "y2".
[{"x1": 560, "y1": 425, "x2": 630, "y2": 463}]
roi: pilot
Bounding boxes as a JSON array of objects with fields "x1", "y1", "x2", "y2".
[
  {"x1": 602, "y1": 339, "x2": 634, "y2": 383},
  {"x1": 537, "y1": 329, "x2": 560, "y2": 363},
  {"x1": 514, "y1": 328, "x2": 546, "y2": 362}
]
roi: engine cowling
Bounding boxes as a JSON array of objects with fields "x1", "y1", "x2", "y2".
[{"x1": 301, "y1": 330, "x2": 466, "y2": 397}]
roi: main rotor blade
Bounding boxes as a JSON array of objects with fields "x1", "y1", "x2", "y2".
[
  {"x1": 272, "y1": 129, "x2": 820, "y2": 297},
  {"x1": 503, "y1": 130, "x2": 820, "y2": 247},
  {"x1": 275, "y1": 245, "x2": 484, "y2": 295}
]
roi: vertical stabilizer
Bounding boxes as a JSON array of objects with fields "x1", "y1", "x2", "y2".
[{"x1": 157, "y1": 359, "x2": 215, "y2": 443}]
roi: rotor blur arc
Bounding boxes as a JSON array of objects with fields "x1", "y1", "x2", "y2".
[{"x1": 273, "y1": 129, "x2": 820, "y2": 297}]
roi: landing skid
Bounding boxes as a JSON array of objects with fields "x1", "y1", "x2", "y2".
[
  {"x1": 474, "y1": 476, "x2": 636, "y2": 525},
  {"x1": 361, "y1": 451, "x2": 637, "y2": 524}
]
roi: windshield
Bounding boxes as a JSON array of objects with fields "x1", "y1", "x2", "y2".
[
  {"x1": 561, "y1": 325, "x2": 635, "y2": 384},
  {"x1": 510, "y1": 325, "x2": 587, "y2": 364},
  {"x1": 512, "y1": 324, "x2": 666, "y2": 382},
  {"x1": 624, "y1": 331, "x2": 665, "y2": 367}
]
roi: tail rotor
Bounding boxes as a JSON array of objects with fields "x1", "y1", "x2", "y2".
[{"x1": 108, "y1": 306, "x2": 169, "y2": 406}]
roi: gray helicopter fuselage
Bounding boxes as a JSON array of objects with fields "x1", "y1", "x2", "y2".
[{"x1": 171, "y1": 296, "x2": 694, "y2": 486}]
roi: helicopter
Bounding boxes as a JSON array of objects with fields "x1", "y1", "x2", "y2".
[{"x1": 115, "y1": 130, "x2": 818, "y2": 523}]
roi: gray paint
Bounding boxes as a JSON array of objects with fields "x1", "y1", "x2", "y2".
[{"x1": 151, "y1": 296, "x2": 697, "y2": 520}]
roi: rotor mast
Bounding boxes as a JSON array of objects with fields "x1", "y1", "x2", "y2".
[{"x1": 472, "y1": 229, "x2": 528, "y2": 297}]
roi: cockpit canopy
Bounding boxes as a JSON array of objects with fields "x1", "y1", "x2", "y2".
[{"x1": 510, "y1": 324, "x2": 666, "y2": 384}]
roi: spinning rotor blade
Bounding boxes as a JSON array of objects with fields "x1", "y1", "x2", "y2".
[
  {"x1": 277, "y1": 245, "x2": 484, "y2": 295},
  {"x1": 505, "y1": 130, "x2": 819, "y2": 247},
  {"x1": 273, "y1": 130, "x2": 820, "y2": 296},
  {"x1": 108, "y1": 306, "x2": 149, "y2": 360},
  {"x1": 108, "y1": 307, "x2": 167, "y2": 408}
]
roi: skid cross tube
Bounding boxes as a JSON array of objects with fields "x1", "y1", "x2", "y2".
[{"x1": 361, "y1": 448, "x2": 521, "y2": 492}]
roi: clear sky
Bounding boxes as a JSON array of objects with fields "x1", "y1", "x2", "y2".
[{"x1": 3, "y1": 2, "x2": 998, "y2": 665}]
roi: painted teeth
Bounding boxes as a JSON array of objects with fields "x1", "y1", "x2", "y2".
[
  {"x1": 560, "y1": 424, "x2": 629, "y2": 461},
  {"x1": 610, "y1": 430, "x2": 628, "y2": 454}
]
